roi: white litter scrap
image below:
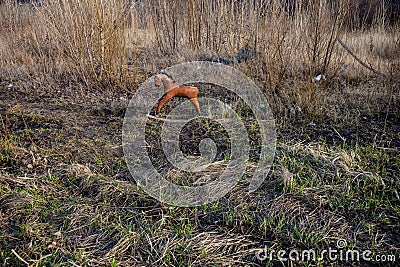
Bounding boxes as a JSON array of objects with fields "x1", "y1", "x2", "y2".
[{"x1": 313, "y1": 74, "x2": 326, "y2": 82}]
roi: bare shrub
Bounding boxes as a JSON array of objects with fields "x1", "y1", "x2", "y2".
[{"x1": 0, "y1": 0, "x2": 398, "y2": 115}]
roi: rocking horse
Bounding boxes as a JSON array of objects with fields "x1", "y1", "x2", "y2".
[{"x1": 154, "y1": 73, "x2": 201, "y2": 115}]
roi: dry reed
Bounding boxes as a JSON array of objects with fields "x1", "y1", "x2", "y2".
[{"x1": 0, "y1": 0, "x2": 398, "y2": 113}]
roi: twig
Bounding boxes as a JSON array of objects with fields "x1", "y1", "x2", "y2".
[
  {"x1": 336, "y1": 37, "x2": 400, "y2": 84},
  {"x1": 332, "y1": 127, "x2": 346, "y2": 143},
  {"x1": 11, "y1": 249, "x2": 29, "y2": 266}
]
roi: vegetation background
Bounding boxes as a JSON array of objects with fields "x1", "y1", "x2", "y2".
[{"x1": 0, "y1": 0, "x2": 399, "y2": 266}]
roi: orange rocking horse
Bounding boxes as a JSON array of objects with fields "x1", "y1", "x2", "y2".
[{"x1": 154, "y1": 73, "x2": 201, "y2": 115}]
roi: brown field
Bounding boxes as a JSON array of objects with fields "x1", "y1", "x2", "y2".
[{"x1": 0, "y1": 0, "x2": 399, "y2": 266}]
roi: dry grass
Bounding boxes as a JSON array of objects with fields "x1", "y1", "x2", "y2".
[
  {"x1": 0, "y1": 1, "x2": 399, "y2": 104},
  {"x1": 0, "y1": 0, "x2": 399, "y2": 266}
]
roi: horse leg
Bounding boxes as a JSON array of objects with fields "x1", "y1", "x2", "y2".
[
  {"x1": 157, "y1": 93, "x2": 174, "y2": 115},
  {"x1": 190, "y1": 98, "x2": 201, "y2": 115}
]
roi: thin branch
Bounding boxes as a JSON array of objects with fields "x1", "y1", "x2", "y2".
[{"x1": 336, "y1": 37, "x2": 400, "y2": 84}]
